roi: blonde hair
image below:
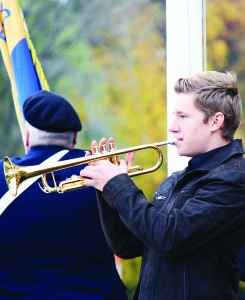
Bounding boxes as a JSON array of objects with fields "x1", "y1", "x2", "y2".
[{"x1": 174, "y1": 71, "x2": 242, "y2": 141}]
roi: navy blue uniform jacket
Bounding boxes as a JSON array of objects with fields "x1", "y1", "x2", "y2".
[{"x1": 0, "y1": 146, "x2": 127, "y2": 299}]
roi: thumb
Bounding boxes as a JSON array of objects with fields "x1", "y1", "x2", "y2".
[{"x1": 85, "y1": 151, "x2": 91, "y2": 157}]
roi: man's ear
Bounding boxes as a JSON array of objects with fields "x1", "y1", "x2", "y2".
[
  {"x1": 73, "y1": 132, "x2": 77, "y2": 145},
  {"x1": 68, "y1": 132, "x2": 78, "y2": 150},
  {"x1": 25, "y1": 127, "x2": 30, "y2": 152},
  {"x1": 209, "y1": 112, "x2": 225, "y2": 132}
]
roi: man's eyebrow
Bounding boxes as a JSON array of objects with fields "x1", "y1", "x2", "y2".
[{"x1": 173, "y1": 110, "x2": 189, "y2": 115}]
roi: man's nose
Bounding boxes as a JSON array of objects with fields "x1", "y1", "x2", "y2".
[{"x1": 168, "y1": 119, "x2": 179, "y2": 133}]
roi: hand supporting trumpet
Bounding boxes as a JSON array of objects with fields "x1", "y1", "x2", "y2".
[{"x1": 80, "y1": 137, "x2": 135, "y2": 191}]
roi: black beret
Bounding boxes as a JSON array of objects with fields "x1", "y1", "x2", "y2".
[{"x1": 23, "y1": 90, "x2": 82, "y2": 132}]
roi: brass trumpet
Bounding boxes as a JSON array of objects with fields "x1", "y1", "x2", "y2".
[{"x1": 4, "y1": 140, "x2": 175, "y2": 196}]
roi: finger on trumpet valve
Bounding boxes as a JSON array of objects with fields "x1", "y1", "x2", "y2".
[
  {"x1": 108, "y1": 142, "x2": 120, "y2": 166},
  {"x1": 108, "y1": 142, "x2": 115, "y2": 151},
  {"x1": 93, "y1": 145, "x2": 99, "y2": 154},
  {"x1": 101, "y1": 144, "x2": 107, "y2": 153},
  {"x1": 99, "y1": 144, "x2": 111, "y2": 162}
]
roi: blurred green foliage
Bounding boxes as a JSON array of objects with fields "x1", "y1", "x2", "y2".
[
  {"x1": 238, "y1": 282, "x2": 245, "y2": 300},
  {"x1": 1, "y1": 0, "x2": 245, "y2": 299},
  {"x1": 122, "y1": 257, "x2": 142, "y2": 299}
]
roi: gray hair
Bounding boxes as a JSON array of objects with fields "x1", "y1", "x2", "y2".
[{"x1": 26, "y1": 122, "x2": 76, "y2": 149}]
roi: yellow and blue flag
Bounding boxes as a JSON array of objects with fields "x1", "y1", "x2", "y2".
[{"x1": 0, "y1": 0, "x2": 49, "y2": 142}]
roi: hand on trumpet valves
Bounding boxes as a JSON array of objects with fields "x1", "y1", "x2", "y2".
[{"x1": 80, "y1": 137, "x2": 135, "y2": 191}]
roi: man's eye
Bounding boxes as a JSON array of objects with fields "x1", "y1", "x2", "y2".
[{"x1": 180, "y1": 115, "x2": 187, "y2": 119}]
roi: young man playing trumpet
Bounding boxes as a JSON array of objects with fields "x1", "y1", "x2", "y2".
[{"x1": 81, "y1": 71, "x2": 245, "y2": 300}]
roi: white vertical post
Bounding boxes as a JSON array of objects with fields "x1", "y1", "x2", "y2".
[{"x1": 166, "y1": 0, "x2": 204, "y2": 175}]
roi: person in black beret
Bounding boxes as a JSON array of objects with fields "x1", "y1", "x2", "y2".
[{"x1": 0, "y1": 90, "x2": 128, "y2": 300}]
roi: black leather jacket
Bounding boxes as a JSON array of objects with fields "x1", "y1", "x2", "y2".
[{"x1": 97, "y1": 139, "x2": 245, "y2": 300}]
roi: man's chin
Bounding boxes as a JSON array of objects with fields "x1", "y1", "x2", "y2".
[
  {"x1": 177, "y1": 149, "x2": 191, "y2": 158},
  {"x1": 176, "y1": 147, "x2": 184, "y2": 156}
]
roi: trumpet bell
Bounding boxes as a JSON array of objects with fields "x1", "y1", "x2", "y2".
[{"x1": 4, "y1": 156, "x2": 18, "y2": 196}]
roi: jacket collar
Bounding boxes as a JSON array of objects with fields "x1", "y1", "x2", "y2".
[{"x1": 188, "y1": 139, "x2": 244, "y2": 172}]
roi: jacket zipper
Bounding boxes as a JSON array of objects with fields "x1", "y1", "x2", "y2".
[{"x1": 155, "y1": 191, "x2": 170, "y2": 212}]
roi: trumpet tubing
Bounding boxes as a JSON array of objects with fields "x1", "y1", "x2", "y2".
[{"x1": 4, "y1": 140, "x2": 175, "y2": 196}]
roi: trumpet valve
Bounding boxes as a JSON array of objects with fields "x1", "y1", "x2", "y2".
[
  {"x1": 108, "y1": 142, "x2": 120, "y2": 166},
  {"x1": 101, "y1": 144, "x2": 107, "y2": 153},
  {"x1": 93, "y1": 145, "x2": 99, "y2": 154}
]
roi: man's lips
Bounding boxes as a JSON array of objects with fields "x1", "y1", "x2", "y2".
[{"x1": 176, "y1": 138, "x2": 183, "y2": 145}]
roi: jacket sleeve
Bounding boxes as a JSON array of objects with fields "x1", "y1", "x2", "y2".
[
  {"x1": 101, "y1": 169, "x2": 245, "y2": 257},
  {"x1": 97, "y1": 189, "x2": 144, "y2": 259}
]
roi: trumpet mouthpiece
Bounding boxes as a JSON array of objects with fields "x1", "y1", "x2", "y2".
[
  {"x1": 169, "y1": 140, "x2": 176, "y2": 146},
  {"x1": 155, "y1": 140, "x2": 176, "y2": 147}
]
